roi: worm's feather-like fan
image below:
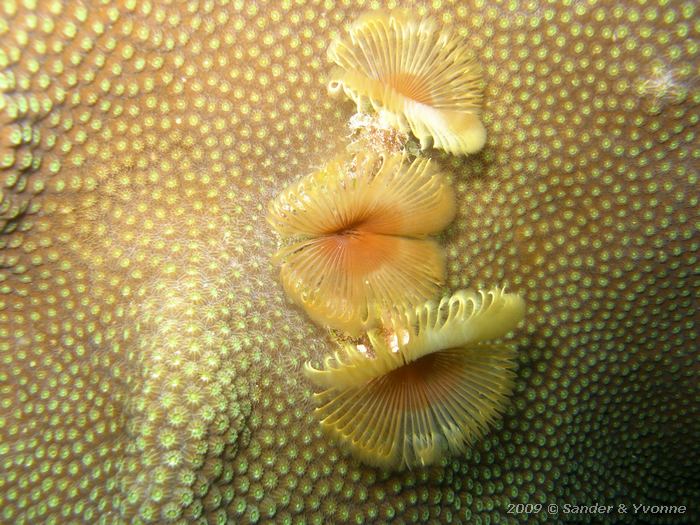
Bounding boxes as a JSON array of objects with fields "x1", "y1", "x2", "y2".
[
  {"x1": 328, "y1": 10, "x2": 486, "y2": 155},
  {"x1": 305, "y1": 288, "x2": 526, "y2": 469},
  {"x1": 268, "y1": 152, "x2": 455, "y2": 335}
]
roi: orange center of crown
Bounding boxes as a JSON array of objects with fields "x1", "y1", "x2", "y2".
[{"x1": 385, "y1": 72, "x2": 433, "y2": 105}]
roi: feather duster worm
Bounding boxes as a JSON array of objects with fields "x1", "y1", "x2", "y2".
[
  {"x1": 268, "y1": 152, "x2": 455, "y2": 336},
  {"x1": 305, "y1": 288, "x2": 525, "y2": 469},
  {"x1": 328, "y1": 10, "x2": 486, "y2": 155}
]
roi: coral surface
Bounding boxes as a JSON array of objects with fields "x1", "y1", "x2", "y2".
[{"x1": 1, "y1": 1, "x2": 698, "y2": 524}]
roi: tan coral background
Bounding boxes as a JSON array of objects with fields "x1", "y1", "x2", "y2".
[{"x1": 1, "y1": 0, "x2": 698, "y2": 524}]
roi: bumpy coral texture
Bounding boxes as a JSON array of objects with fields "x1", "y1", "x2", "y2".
[{"x1": 0, "y1": 1, "x2": 698, "y2": 524}]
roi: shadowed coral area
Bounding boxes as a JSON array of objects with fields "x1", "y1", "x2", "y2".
[{"x1": 0, "y1": 0, "x2": 698, "y2": 524}]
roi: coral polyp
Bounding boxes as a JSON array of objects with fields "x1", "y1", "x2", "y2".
[
  {"x1": 328, "y1": 10, "x2": 486, "y2": 155},
  {"x1": 305, "y1": 288, "x2": 525, "y2": 469},
  {"x1": 268, "y1": 152, "x2": 455, "y2": 336}
]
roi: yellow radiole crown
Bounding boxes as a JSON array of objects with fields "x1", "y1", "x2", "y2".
[
  {"x1": 305, "y1": 288, "x2": 525, "y2": 469},
  {"x1": 268, "y1": 151, "x2": 456, "y2": 336},
  {"x1": 328, "y1": 10, "x2": 487, "y2": 156}
]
